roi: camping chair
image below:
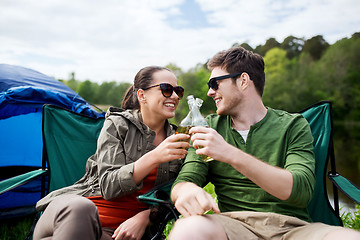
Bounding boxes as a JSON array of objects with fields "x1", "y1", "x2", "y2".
[
  {"x1": 300, "y1": 101, "x2": 360, "y2": 226},
  {"x1": 25, "y1": 104, "x2": 178, "y2": 240}
]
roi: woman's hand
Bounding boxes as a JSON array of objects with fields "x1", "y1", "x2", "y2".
[
  {"x1": 151, "y1": 133, "x2": 190, "y2": 164},
  {"x1": 112, "y1": 209, "x2": 150, "y2": 240},
  {"x1": 133, "y1": 133, "x2": 190, "y2": 185}
]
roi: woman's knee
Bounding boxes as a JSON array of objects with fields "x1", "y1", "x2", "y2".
[{"x1": 59, "y1": 195, "x2": 97, "y2": 216}]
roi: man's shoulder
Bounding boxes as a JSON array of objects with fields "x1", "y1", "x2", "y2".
[
  {"x1": 268, "y1": 107, "x2": 304, "y2": 121},
  {"x1": 267, "y1": 107, "x2": 309, "y2": 131}
]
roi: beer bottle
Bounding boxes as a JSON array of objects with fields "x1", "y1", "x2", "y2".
[{"x1": 179, "y1": 95, "x2": 213, "y2": 161}]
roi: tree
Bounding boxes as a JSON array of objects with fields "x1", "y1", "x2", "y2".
[
  {"x1": 166, "y1": 63, "x2": 183, "y2": 77},
  {"x1": 232, "y1": 42, "x2": 254, "y2": 52},
  {"x1": 240, "y1": 42, "x2": 254, "y2": 52},
  {"x1": 255, "y1": 37, "x2": 281, "y2": 56},
  {"x1": 262, "y1": 48, "x2": 291, "y2": 110},
  {"x1": 302, "y1": 35, "x2": 329, "y2": 60},
  {"x1": 281, "y1": 36, "x2": 305, "y2": 59},
  {"x1": 352, "y1": 32, "x2": 360, "y2": 39},
  {"x1": 316, "y1": 37, "x2": 360, "y2": 119},
  {"x1": 96, "y1": 82, "x2": 117, "y2": 104},
  {"x1": 108, "y1": 82, "x2": 132, "y2": 107},
  {"x1": 77, "y1": 80, "x2": 96, "y2": 103}
]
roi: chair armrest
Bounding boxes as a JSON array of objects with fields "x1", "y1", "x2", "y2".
[
  {"x1": 328, "y1": 172, "x2": 360, "y2": 205},
  {"x1": 0, "y1": 169, "x2": 48, "y2": 195}
]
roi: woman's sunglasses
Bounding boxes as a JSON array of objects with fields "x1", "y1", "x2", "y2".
[
  {"x1": 143, "y1": 83, "x2": 184, "y2": 99},
  {"x1": 207, "y1": 72, "x2": 243, "y2": 90}
]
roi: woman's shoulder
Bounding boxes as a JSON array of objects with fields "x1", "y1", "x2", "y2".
[
  {"x1": 105, "y1": 107, "x2": 140, "y2": 121},
  {"x1": 105, "y1": 108, "x2": 147, "y2": 133}
]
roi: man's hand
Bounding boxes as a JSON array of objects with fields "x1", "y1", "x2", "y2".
[
  {"x1": 189, "y1": 126, "x2": 234, "y2": 163},
  {"x1": 172, "y1": 182, "x2": 220, "y2": 217}
]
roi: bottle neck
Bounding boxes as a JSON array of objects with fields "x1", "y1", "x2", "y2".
[{"x1": 188, "y1": 100, "x2": 208, "y2": 126}]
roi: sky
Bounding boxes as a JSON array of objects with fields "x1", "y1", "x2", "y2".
[{"x1": 1, "y1": 0, "x2": 359, "y2": 84}]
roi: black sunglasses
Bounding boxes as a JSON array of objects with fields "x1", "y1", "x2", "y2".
[
  {"x1": 143, "y1": 83, "x2": 184, "y2": 99},
  {"x1": 207, "y1": 72, "x2": 243, "y2": 90}
]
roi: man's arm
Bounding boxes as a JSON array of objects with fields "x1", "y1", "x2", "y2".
[
  {"x1": 221, "y1": 146, "x2": 293, "y2": 200},
  {"x1": 190, "y1": 126, "x2": 293, "y2": 200}
]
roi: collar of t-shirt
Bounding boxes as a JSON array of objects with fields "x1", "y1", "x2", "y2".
[{"x1": 237, "y1": 130, "x2": 249, "y2": 142}]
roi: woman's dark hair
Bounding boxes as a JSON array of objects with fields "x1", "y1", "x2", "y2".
[
  {"x1": 121, "y1": 66, "x2": 171, "y2": 109},
  {"x1": 207, "y1": 46, "x2": 265, "y2": 96}
]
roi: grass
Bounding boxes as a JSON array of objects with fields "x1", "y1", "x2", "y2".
[
  {"x1": 0, "y1": 213, "x2": 36, "y2": 240},
  {"x1": 341, "y1": 204, "x2": 360, "y2": 230},
  {"x1": 2, "y1": 184, "x2": 359, "y2": 240}
]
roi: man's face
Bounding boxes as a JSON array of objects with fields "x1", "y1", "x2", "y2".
[{"x1": 207, "y1": 67, "x2": 242, "y2": 116}]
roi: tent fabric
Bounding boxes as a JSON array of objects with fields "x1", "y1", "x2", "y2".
[
  {"x1": 0, "y1": 64, "x2": 104, "y2": 119},
  {"x1": 0, "y1": 112, "x2": 43, "y2": 167},
  {"x1": 0, "y1": 64, "x2": 104, "y2": 219},
  {"x1": 0, "y1": 64, "x2": 83, "y2": 99}
]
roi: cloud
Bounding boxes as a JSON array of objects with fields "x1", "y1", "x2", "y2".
[{"x1": 0, "y1": 0, "x2": 359, "y2": 83}]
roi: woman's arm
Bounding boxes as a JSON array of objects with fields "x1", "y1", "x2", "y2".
[{"x1": 133, "y1": 133, "x2": 190, "y2": 184}]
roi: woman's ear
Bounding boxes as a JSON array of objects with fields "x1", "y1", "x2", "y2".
[{"x1": 137, "y1": 89, "x2": 146, "y2": 104}]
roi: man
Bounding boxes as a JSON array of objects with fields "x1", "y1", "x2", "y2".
[{"x1": 169, "y1": 46, "x2": 360, "y2": 240}]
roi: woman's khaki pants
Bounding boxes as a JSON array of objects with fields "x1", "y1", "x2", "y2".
[{"x1": 33, "y1": 194, "x2": 113, "y2": 240}]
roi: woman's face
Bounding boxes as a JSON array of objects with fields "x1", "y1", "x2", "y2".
[{"x1": 140, "y1": 70, "x2": 180, "y2": 120}]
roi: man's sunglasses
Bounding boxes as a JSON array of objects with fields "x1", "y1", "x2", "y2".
[
  {"x1": 143, "y1": 83, "x2": 184, "y2": 99},
  {"x1": 207, "y1": 72, "x2": 243, "y2": 90}
]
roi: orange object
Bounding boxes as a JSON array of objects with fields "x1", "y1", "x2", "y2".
[{"x1": 87, "y1": 167, "x2": 158, "y2": 229}]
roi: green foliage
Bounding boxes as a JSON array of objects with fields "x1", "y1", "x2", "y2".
[
  {"x1": 255, "y1": 37, "x2": 281, "y2": 56},
  {"x1": 60, "y1": 33, "x2": 360, "y2": 124},
  {"x1": 232, "y1": 42, "x2": 254, "y2": 52},
  {"x1": 77, "y1": 80, "x2": 97, "y2": 103},
  {"x1": 0, "y1": 213, "x2": 36, "y2": 240},
  {"x1": 166, "y1": 63, "x2": 183, "y2": 77},
  {"x1": 94, "y1": 81, "x2": 132, "y2": 107},
  {"x1": 303, "y1": 35, "x2": 329, "y2": 60},
  {"x1": 341, "y1": 204, "x2": 360, "y2": 230},
  {"x1": 281, "y1": 36, "x2": 305, "y2": 59},
  {"x1": 263, "y1": 47, "x2": 291, "y2": 110}
]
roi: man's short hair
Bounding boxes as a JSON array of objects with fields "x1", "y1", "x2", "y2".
[{"x1": 207, "y1": 47, "x2": 265, "y2": 96}]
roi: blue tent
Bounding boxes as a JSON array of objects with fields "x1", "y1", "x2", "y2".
[{"x1": 0, "y1": 64, "x2": 105, "y2": 219}]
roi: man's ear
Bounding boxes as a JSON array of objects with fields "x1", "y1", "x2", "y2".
[
  {"x1": 137, "y1": 89, "x2": 146, "y2": 104},
  {"x1": 239, "y1": 72, "x2": 250, "y2": 90}
]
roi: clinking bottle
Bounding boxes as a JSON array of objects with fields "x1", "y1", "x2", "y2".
[{"x1": 177, "y1": 95, "x2": 213, "y2": 161}]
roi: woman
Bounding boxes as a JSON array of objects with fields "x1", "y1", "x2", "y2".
[{"x1": 34, "y1": 66, "x2": 190, "y2": 240}]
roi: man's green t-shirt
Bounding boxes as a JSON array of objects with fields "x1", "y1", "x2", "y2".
[{"x1": 173, "y1": 108, "x2": 315, "y2": 222}]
